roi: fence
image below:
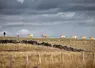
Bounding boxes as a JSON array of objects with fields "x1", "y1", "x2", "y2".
[{"x1": 6, "y1": 52, "x2": 95, "y2": 68}]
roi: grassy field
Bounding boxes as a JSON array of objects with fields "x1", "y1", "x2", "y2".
[
  {"x1": 0, "y1": 36, "x2": 95, "y2": 51},
  {"x1": 0, "y1": 37, "x2": 95, "y2": 68},
  {"x1": 0, "y1": 43, "x2": 65, "y2": 52},
  {"x1": 0, "y1": 51, "x2": 95, "y2": 68}
]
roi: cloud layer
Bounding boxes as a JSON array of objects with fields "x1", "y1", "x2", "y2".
[{"x1": 0, "y1": 0, "x2": 95, "y2": 37}]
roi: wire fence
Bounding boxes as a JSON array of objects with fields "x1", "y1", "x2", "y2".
[{"x1": 0, "y1": 52, "x2": 94, "y2": 68}]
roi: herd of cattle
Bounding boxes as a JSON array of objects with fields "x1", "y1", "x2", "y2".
[
  {"x1": 27, "y1": 34, "x2": 95, "y2": 40},
  {"x1": 0, "y1": 40, "x2": 84, "y2": 52}
]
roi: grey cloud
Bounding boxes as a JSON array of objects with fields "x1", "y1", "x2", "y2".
[
  {"x1": 0, "y1": 8, "x2": 59, "y2": 15},
  {"x1": 0, "y1": 0, "x2": 95, "y2": 37},
  {"x1": 0, "y1": 12, "x2": 95, "y2": 27},
  {"x1": 0, "y1": 0, "x2": 95, "y2": 15}
]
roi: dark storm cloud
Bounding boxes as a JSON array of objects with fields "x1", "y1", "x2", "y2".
[
  {"x1": 0, "y1": 0, "x2": 95, "y2": 37},
  {"x1": 0, "y1": 0, "x2": 95, "y2": 14}
]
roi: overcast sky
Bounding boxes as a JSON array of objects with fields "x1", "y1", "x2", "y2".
[{"x1": 0, "y1": 0, "x2": 95, "y2": 38}]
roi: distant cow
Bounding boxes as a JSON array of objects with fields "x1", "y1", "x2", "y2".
[
  {"x1": 60, "y1": 35, "x2": 65, "y2": 38},
  {"x1": 81, "y1": 36, "x2": 86, "y2": 40},
  {"x1": 28, "y1": 34, "x2": 33, "y2": 37},
  {"x1": 42, "y1": 34, "x2": 48, "y2": 38},
  {"x1": 90, "y1": 37, "x2": 95, "y2": 40},
  {"x1": 71, "y1": 36, "x2": 77, "y2": 39}
]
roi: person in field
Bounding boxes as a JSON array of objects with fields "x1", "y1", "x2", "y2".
[{"x1": 3, "y1": 32, "x2": 6, "y2": 37}]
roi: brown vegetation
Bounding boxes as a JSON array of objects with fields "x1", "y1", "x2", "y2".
[{"x1": 0, "y1": 37, "x2": 95, "y2": 68}]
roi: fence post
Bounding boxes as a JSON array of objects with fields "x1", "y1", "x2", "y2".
[
  {"x1": 38, "y1": 53, "x2": 41, "y2": 64},
  {"x1": 26, "y1": 55, "x2": 29, "y2": 68},
  {"x1": 10, "y1": 55, "x2": 12, "y2": 68},
  {"x1": 50, "y1": 53, "x2": 53, "y2": 63},
  {"x1": 61, "y1": 52, "x2": 63, "y2": 62},
  {"x1": 51, "y1": 45, "x2": 53, "y2": 47},
  {"x1": 93, "y1": 52, "x2": 95, "y2": 68},
  {"x1": 93, "y1": 52, "x2": 95, "y2": 64},
  {"x1": 82, "y1": 52, "x2": 85, "y2": 64}
]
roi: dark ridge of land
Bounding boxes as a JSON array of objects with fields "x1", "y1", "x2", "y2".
[{"x1": 0, "y1": 39, "x2": 85, "y2": 52}]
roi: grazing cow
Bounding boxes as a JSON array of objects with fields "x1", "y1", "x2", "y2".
[
  {"x1": 28, "y1": 34, "x2": 33, "y2": 37},
  {"x1": 90, "y1": 37, "x2": 95, "y2": 40},
  {"x1": 71, "y1": 36, "x2": 77, "y2": 39},
  {"x1": 42, "y1": 34, "x2": 48, "y2": 38},
  {"x1": 60, "y1": 35, "x2": 65, "y2": 38},
  {"x1": 81, "y1": 36, "x2": 86, "y2": 40}
]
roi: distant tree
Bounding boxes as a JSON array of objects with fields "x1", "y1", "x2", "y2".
[{"x1": 3, "y1": 32, "x2": 6, "y2": 37}]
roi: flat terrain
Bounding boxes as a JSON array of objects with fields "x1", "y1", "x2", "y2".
[
  {"x1": 0, "y1": 36, "x2": 95, "y2": 51},
  {"x1": 0, "y1": 36, "x2": 95, "y2": 68}
]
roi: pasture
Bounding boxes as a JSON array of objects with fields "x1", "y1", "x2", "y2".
[
  {"x1": 0, "y1": 36, "x2": 94, "y2": 51},
  {"x1": 0, "y1": 36, "x2": 95, "y2": 68}
]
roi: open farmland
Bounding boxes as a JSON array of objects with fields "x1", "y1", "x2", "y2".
[
  {"x1": 0, "y1": 37, "x2": 95, "y2": 68},
  {"x1": 0, "y1": 36, "x2": 95, "y2": 51}
]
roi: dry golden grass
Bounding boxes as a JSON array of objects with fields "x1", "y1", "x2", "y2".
[
  {"x1": 1, "y1": 36, "x2": 95, "y2": 51},
  {"x1": 0, "y1": 37, "x2": 95, "y2": 68},
  {"x1": 30, "y1": 38, "x2": 95, "y2": 52},
  {"x1": 0, "y1": 43, "x2": 64, "y2": 52},
  {"x1": 0, "y1": 51, "x2": 95, "y2": 68}
]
